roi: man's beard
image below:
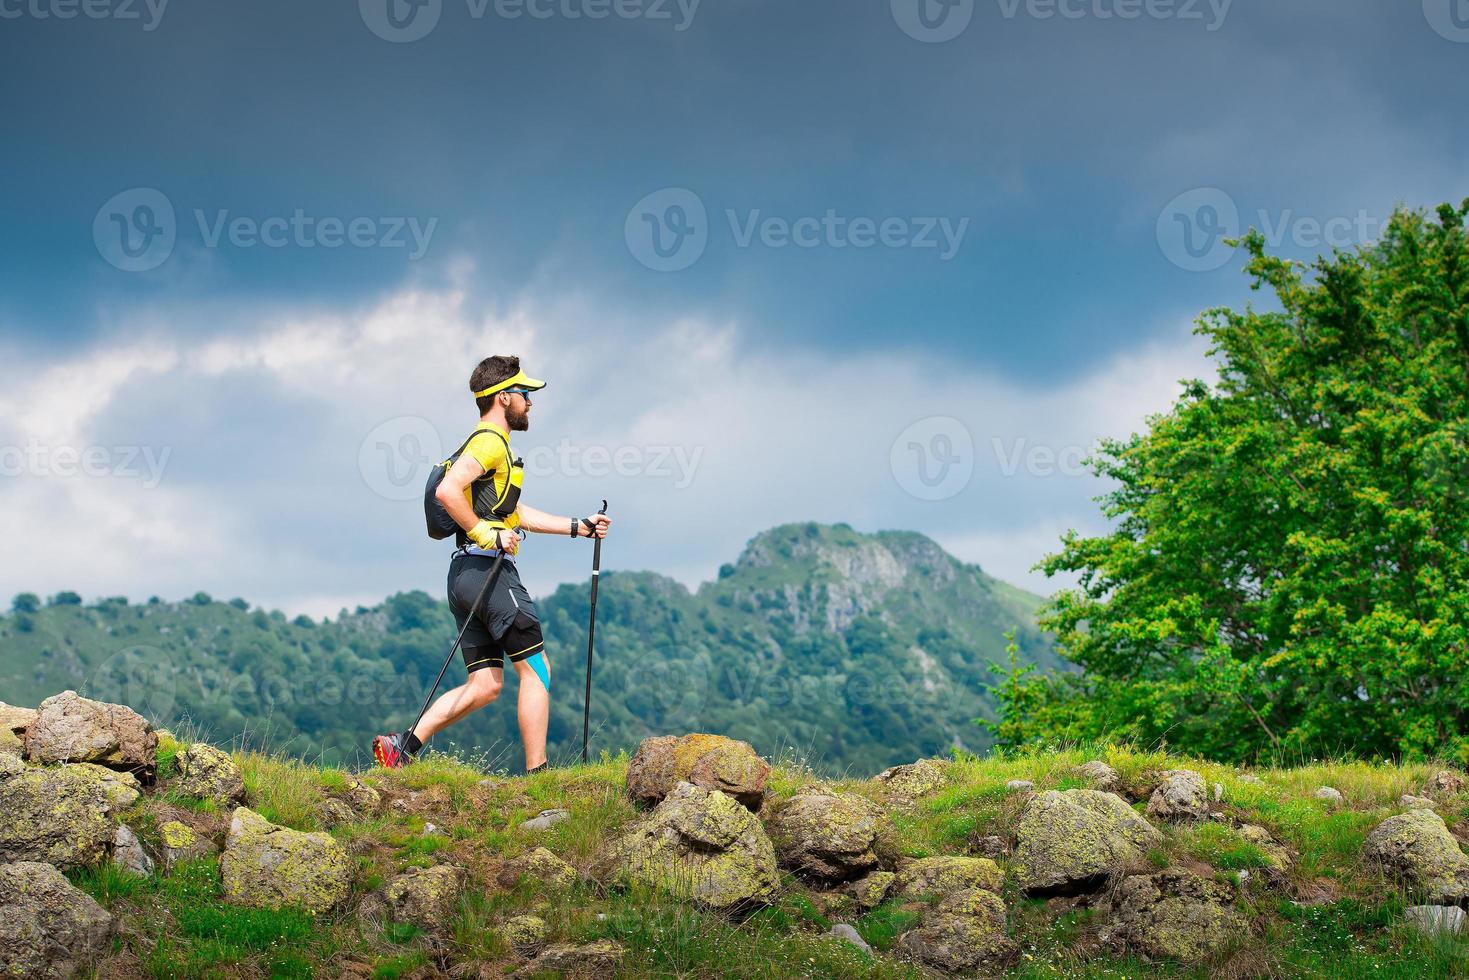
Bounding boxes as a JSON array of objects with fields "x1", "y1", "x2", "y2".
[{"x1": 507, "y1": 405, "x2": 530, "y2": 431}]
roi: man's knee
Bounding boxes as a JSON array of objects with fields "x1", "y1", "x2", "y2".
[{"x1": 467, "y1": 672, "x2": 503, "y2": 708}]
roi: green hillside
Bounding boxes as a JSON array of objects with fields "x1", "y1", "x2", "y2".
[{"x1": 0, "y1": 523, "x2": 1061, "y2": 775}]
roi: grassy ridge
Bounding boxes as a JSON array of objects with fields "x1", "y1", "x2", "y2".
[{"x1": 71, "y1": 737, "x2": 1469, "y2": 979}]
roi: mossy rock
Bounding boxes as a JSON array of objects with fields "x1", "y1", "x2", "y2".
[
  {"x1": 173, "y1": 743, "x2": 246, "y2": 805},
  {"x1": 895, "y1": 887, "x2": 1015, "y2": 972},
  {"x1": 503, "y1": 913, "x2": 548, "y2": 957},
  {"x1": 159, "y1": 820, "x2": 217, "y2": 870},
  {"x1": 0, "y1": 765, "x2": 117, "y2": 869},
  {"x1": 765, "y1": 788, "x2": 890, "y2": 882},
  {"x1": 626, "y1": 734, "x2": 770, "y2": 811},
  {"x1": 1363, "y1": 808, "x2": 1469, "y2": 904},
  {"x1": 1014, "y1": 790, "x2": 1162, "y2": 896},
  {"x1": 382, "y1": 864, "x2": 467, "y2": 931},
  {"x1": 896, "y1": 855, "x2": 1004, "y2": 897},
  {"x1": 220, "y1": 806, "x2": 350, "y2": 913},
  {"x1": 1099, "y1": 869, "x2": 1247, "y2": 962}
]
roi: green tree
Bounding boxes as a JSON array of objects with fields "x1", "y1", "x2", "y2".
[
  {"x1": 11, "y1": 593, "x2": 40, "y2": 614},
  {"x1": 1011, "y1": 202, "x2": 1469, "y2": 763}
]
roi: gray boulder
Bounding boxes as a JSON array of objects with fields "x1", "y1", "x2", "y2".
[
  {"x1": 1078, "y1": 760, "x2": 1122, "y2": 793},
  {"x1": 0, "y1": 765, "x2": 118, "y2": 869},
  {"x1": 1099, "y1": 869, "x2": 1246, "y2": 962},
  {"x1": 173, "y1": 743, "x2": 246, "y2": 805},
  {"x1": 625, "y1": 734, "x2": 769, "y2": 811},
  {"x1": 111, "y1": 825, "x2": 154, "y2": 877},
  {"x1": 0, "y1": 861, "x2": 112, "y2": 979},
  {"x1": 220, "y1": 807, "x2": 351, "y2": 912},
  {"x1": 1015, "y1": 790, "x2": 1162, "y2": 896},
  {"x1": 765, "y1": 788, "x2": 890, "y2": 882},
  {"x1": 1146, "y1": 770, "x2": 1208, "y2": 821},
  {"x1": 895, "y1": 888, "x2": 1015, "y2": 972},
  {"x1": 1363, "y1": 809, "x2": 1469, "y2": 904},
  {"x1": 24, "y1": 691, "x2": 157, "y2": 781}
]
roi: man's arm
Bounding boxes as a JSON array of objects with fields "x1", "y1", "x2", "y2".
[
  {"x1": 436, "y1": 454, "x2": 519, "y2": 552},
  {"x1": 517, "y1": 501, "x2": 611, "y2": 539}
]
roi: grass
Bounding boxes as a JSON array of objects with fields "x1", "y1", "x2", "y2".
[{"x1": 62, "y1": 737, "x2": 1469, "y2": 978}]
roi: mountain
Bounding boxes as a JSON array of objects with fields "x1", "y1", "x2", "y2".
[{"x1": 0, "y1": 523, "x2": 1063, "y2": 774}]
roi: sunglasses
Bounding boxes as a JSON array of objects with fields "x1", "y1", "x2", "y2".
[{"x1": 504, "y1": 388, "x2": 533, "y2": 404}]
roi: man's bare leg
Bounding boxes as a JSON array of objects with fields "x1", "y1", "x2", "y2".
[
  {"x1": 412, "y1": 668, "x2": 503, "y2": 742},
  {"x1": 513, "y1": 653, "x2": 551, "y2": 770}
]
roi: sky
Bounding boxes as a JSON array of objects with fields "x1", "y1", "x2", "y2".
[{"x1": 1, "y1": 0, "x2": 1467, "y2": 617}]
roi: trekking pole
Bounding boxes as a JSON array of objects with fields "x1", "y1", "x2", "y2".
[
  {"x1": 406, "y1": 540, "x2": 512, "y2": 745},
  {"x1": 581, "y1": 500, "x2": 608, "y2": 764}
]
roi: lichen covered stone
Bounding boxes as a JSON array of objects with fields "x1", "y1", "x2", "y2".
[
  {"x1": 896, "y1": 855, "x2": 1004, "y2": 897},
  {"x1": 23, "y1": 691, "x2": 157, "y2": 781},
  {"x1": 220, "y1": 806, "x2": 350, "y2": 913},
  {"x1": 1146, "y1": 770, "x2": 1208, "y2": 821},
  {"x1": 1015, "y1": 790, "x2": 1162, "y2": 896},
  {"x1": 845, "y1": 870, "x2": 896, "y2": 910},
  {"x1": 0, "y1": 765, "x2": 117, "y2": 869},
  {"x1": 895, "y1": 888, "x2": 1015, "y2": 972},
  {"x1": 503, "y1": 913, "x2": 549, "y2": 956},
  {"x1": 383, "y1": 864, "x2": 467, "y2": 931},
  {"x1": 626, "y1": 734, "x2": 769, "y2": 810},
  {"x1": 518, "y1": 939, "x2": 626, "y2": 977},
  {"x1": 0, "y1": 861, "x2": 112, "y2": 979},
  {"x1": 159, "y1": 820, "x2": 217, "y2": 870},
  {"x1": 594, "y1": 781, "x2": 779, "y2": 909},
  {"x1": 766, "y1": 788, "x2": 889, "y2": 882},
  {"x1": 173, "y1": 743, "x2": 246, "y2": 805},
  {"x1": 1363, "y1": 808, "x2": 1469, "y2": 904},
  {"x1": 873, "y1": 759, "x2": 950, "y2": 808},
  {"x1": 1100, "y1": 869, "x2": 1246, "y2": 962}
]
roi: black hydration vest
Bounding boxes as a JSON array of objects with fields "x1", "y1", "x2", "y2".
[{"x1": 423, "y1": 427, "x2": 524, "y2": 542}]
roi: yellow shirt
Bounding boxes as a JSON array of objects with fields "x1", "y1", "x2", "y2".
[{"x1": 461, "y1": 423, "x2": 522, "y2": 530}]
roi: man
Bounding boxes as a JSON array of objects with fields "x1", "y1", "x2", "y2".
[{"x1": 373, "y1": 355, "x2": 611, "y2": 772}]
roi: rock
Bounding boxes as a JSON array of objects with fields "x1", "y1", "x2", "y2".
[
  {"x1": 1099, "y1": 869, "x2": 1247, "y2": 962},
  {"x1": 0, "y1": 728, "x2": 22, "y2": 758},
  {"x1": 1078, "y1": 761, "x2": 1121, "y2": 793},
  {"x1": 1314, "y1": 786, "x2": 1343, "y2": 804},
  {"x1": 423, "y1": 822, "x2": 443, "y2": 836},
  {"x1": 1016, "y1": 787, "x2": 1163, "y2": 899},
  {"x1": 0, "y1": 700, "x2": 38, "y2": 739},
  {"x1": 0, "y1": 752, "x2": 23, "y2": 778},
  {"x1": 1237, "y1": 825, "x2": 1290, "y2": 870},
  {"x1": 173, "y1": 743, "x2": 246, "y2": 805},
  {"x1": 1146, "y1": 770, "x2": 1208, "y2": 821},
  {"x1": 111, "y1": 825, "x2": 154, "y2": 877},
  {"x1": 845, "y1": 870, "x2": 896, "y2": 910},
  {"x1": 896, "y1": 856, "x2": 1003, "y2": 897},
  {"x1": 1363, "y1": 809, "x2": 1469, "y2": 904},
  {"x1": 0, "y1": 765, "x2": 118, "y2": 868},
  {"x1": 24, "y1": 691, "x2": 158, "y2": 781},
  {"x1": 518, "y1": 940, "x2": 626, "y2": 977},
  {"x1": 1425, "y1": 771, "x2": 1466, "y2": 796},
  {"x1": 1015, "y1": 790, "x2": 1163, "y2": 896},
  {"x1": 1006, "y1": 779, "x2": 1035, "y2": 792},
  {"x1": 343, "y1": 778, "x2": 382, "y2": 814},
  {"x1": 1404, "y1": 905, "x2": 1465, "y2": 937},
  {"x1": 1400, "y1": 794, "x2": 1437, "y2": 810},
  {"x1": 503, "y1": 913, "x2": 548, "y2": 956},
  {"x1": 523, "y1": 846, "x2": 578, "y2": 888},
  {"x1": 316, "y1": 798, "x2": 357, "y2": 828},
  {"x1": 765, "y1": 788, "x2": 889, "y2": 882},
  {"x1": 1238, "y1": 774, "x2": 1265, "y2": 785},
  {"x1": 68, "y1": 763, "x2": 141, "y2": 813},
  {"x1": 521, "y1": 808, "x2": 571, "y2": 832},
  {"x1": 159, "y1": 820, "x2": 217, "y2": 870},
  {"x1": 973, "y1": 834, "x2": 1009, "y2": 859},
  {"x1": 0, "y1": 861, "x2": 112, "y2": 979},
  {"x1": 625, "y1": 734, "x2": 770, "y2": 811},
  {"x1": 826, "y1": 922, "x2": 871, "y2": 954},
  {"x1": 593, "y1": 781, "x2": 779, "y2": 909},
  {"x1": 1213, "y1": 782, "x2": 1224, "y2": 802},
  {"x1": 383, "y1": 865, "x2": 468, "y2": 931},
  {"x1": 220, "y1": 807, "x2": 351, "y2": 913},
  {"x1": 895, "y1": 888, "x2": 1015, "y2": 972},
  {"x1": 873, "y1": 759, "x2": 950, "y2": 806}
]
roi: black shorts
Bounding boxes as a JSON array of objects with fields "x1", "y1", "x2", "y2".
[{"x1": 447, "y1": 554, "x2": 545, "y2": 673}]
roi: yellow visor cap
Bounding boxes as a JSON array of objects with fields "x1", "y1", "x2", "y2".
[{"x1": 474, "y1": 370, "x2": 547, "y2": 398}]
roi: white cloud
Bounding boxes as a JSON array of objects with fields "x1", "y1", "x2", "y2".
[{"x1": 0, "y1": 283, "x2": 1210, "y2": 615}]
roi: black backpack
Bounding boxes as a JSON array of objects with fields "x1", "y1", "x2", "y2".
[{"x1": 423, "y1": 429, "x2": 517, "y2": 541}]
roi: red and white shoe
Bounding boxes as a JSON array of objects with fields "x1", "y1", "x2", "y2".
[{"x1": 372, "y1": 732, "x2": 411, "y2": 769}]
